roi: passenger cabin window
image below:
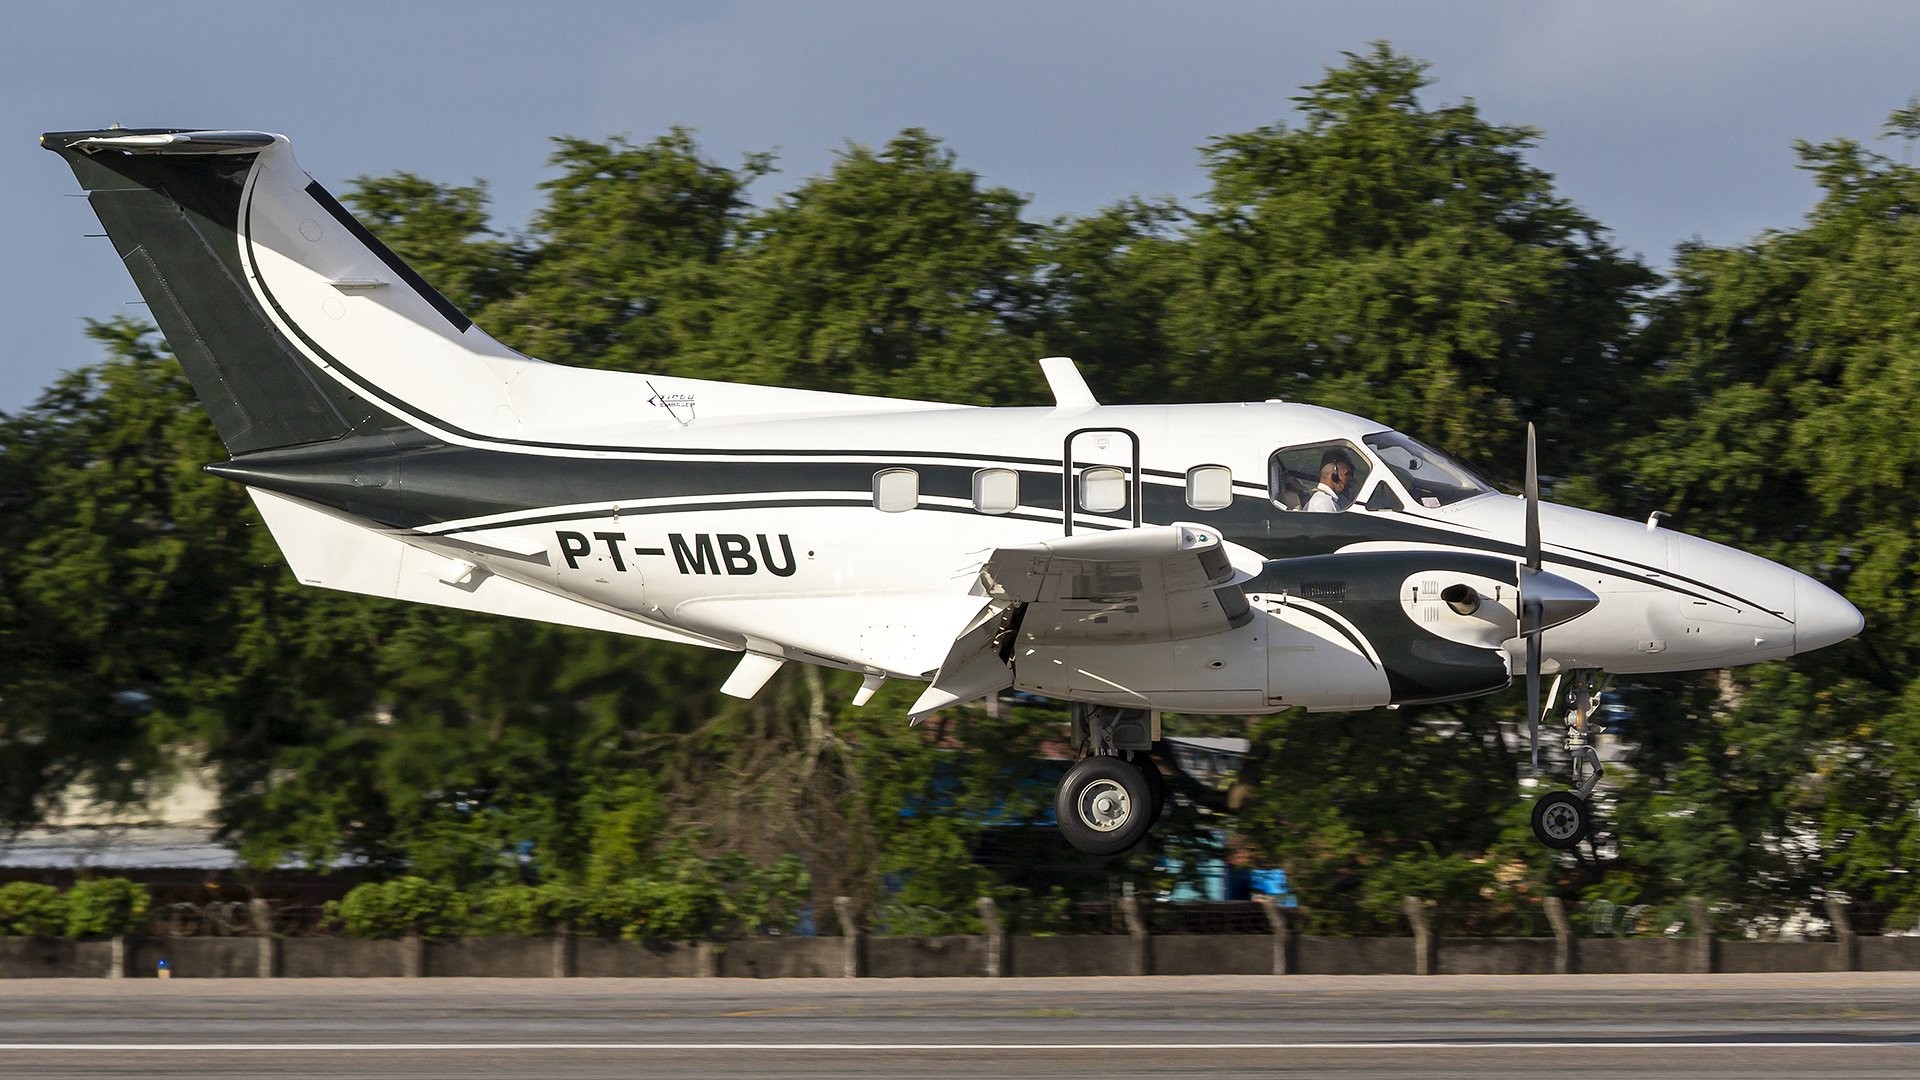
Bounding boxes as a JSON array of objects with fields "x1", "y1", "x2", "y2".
[
  {"x1": 972, "y1": 468, "x2": 1020, "y2": 515},
  {"x1": 1185, "y1": 465, "x2": 1234, "y2": 511},
  {"x1": 1078, "y1": 466, "x2": 1127, "y2": 513},
  {"x1": 873, "y1": 468, "x2": 920, "y2": 513},
  {"x1": 1269, "y1": 441, "x2": 1372, "y2": 512}
]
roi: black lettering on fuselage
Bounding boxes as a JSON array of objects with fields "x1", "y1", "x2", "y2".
[
  {"x1": 718, "y1": 534, "x2": 756, "y2": 575},
  {"x1": 670, "y1": 533, "x2": 719, "y2": 575},
  {"x1": 557, "y1": 531, "x2": 591, "y2": 570},
  {"x1": 759, "y1": 534, "x2": 796, "y2": 577},
  {"x1": 593, "y1": 531, "x2": 628, "y2": 572},
  {"x1": 667, "y1": 533, "x2": 797, "y2": 577}
]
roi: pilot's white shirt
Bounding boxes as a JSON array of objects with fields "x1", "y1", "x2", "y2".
[{"x1": 1305, "y1": 483, "x2": 1340, "y2": 513}]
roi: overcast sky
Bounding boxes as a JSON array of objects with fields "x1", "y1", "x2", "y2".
[{"x1": 5, "y1": 0, "x2": 1918, "y2": 411}]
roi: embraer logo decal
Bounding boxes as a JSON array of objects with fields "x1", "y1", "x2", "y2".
[{"x1": 554, "y1": 530, "x2": 797, "y2": 577}]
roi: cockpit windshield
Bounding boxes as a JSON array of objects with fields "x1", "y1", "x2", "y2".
[{"x1": 1362, "y1": 430, "x2": 1493, "y2": 508}]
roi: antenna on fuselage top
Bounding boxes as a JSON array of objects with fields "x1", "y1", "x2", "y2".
[{"x1": 1039, "y1": 356, "x2": 1099, "y2": 408}]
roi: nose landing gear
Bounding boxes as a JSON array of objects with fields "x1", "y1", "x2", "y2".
[{"x1": 1529, "y1": 670, "x2": 1606, "y2": 850}]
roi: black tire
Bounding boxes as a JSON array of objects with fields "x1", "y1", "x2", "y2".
[
  {"x1": 1531, "y1": 790, "x2": 1591, "y2": 850},
  {"x1": 1055, "y1": 756, "x2": 1153, "y2": 856},
  {"x1": 1136, "y1": 752, "x2": 1167, "y2": 824}
]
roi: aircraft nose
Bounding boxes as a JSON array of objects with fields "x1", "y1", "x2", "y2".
[{"x1": 1793, "y1": 573, "x2": 1864, "y2": 655}]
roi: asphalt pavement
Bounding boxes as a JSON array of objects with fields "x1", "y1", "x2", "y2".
[{"x1": 1, "y1": 971, "x2": 1916, "y2": 1078}]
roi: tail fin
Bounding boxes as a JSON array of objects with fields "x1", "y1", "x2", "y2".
[
  {"x1": 47, "y1": 128, "x2": 961, "y2": 454},
  {"x1": 40, "y1": 129, "x2": 430, "y2": 454}
]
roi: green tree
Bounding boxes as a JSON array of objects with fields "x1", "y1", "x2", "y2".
[
  {"x1": 480, "y1": 130, "x2": 770, "y2": 372},
  {"x1": 710, "y1": 129, "x2": 1046, "y2": 405},
  {"x1": 1176, "y1": 43, "x2": 1653, "y2": 475},
  {"x1": 1607, "y1": 118, "x2": 1920, "y2": 926}
]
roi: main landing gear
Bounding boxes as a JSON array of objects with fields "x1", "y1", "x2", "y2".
[
  {"x1": 1529, "y1": 671, "x2": 1606, "y2": 850},
  {"x1": 1055, "y1": 704, "x2": 1165, "y2": 856}
]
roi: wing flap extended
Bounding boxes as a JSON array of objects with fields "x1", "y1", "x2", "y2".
[{"x1": 978, "y1": 523, "x2": 1261, "y2": 644}]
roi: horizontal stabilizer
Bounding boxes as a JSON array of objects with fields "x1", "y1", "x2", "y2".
[
  {"x1": 66, "y1": 130, "x2": 277, "y2": 155},
  {"x1": 248, "y1": 488, "x2": 733, "y2": 650}
]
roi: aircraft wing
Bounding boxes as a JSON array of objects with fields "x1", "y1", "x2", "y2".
[
  {"x1": 910, "y1": 523, "x2": 1265, "y2": 718},
  {"x1": 978, "y1": 522, "x2": 1262, "y2": 642}
]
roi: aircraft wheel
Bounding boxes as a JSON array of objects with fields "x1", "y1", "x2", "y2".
[
  {"x1": 1136, "y1": 752, "x2": 1167, "y2": 824},
  {"x1": 1531, "y1": 790, "x2": 1591, "y2": 850},
  {"x1": 1056, "y1": 756, "x2": 1153, "y2": 856}
]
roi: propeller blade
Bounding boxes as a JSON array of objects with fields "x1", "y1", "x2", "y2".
[
  {"x1": 1526, "y1": 610, "x2": 1542, "y2": 775},
  {"x1": 1522, "y1": 421, "x2": 1543, "y2": 775},
  {"x1": 1524, "y1": 422, "x2": 1540, "y2": 572}
]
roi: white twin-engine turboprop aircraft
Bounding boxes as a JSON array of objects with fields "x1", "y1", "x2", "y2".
[{"x1": 45, "y1": 128, "x2": 1864, "y2": 855}]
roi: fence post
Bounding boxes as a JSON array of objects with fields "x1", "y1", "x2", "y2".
[
  {"x1": 256, "y1": 935, "x2": 281, "y2": 979},
  {"x1": 695, "y1": 940, "x2": 718, "y2": 978},
  {"x1": 402, "y1": 930, "x2": 424, "y2": 978},
  {"x1": 1403, "y1": 897, "x2": 1435, "y2": 975},
  {"x1": 976, "y1": 897, "x2": 1005, "y2": 978},
  {"x1": 833, "y1": 897, "x2": 863, "y2": 979},
  {"x1": 251, "y1": 899, "x2": 279, "y2": 978},
  {"x1": 1120, "y1": 889, "x2": 1151, "y2": 975},
  {"x1": 1252, "y1": 896, "x2": 1293, "y2": 975},
  {"x1": 1687, "y1": 897, "x2": 1715, "y2": 974},
  {"x1": 1543, "y1": 896, "x2": 1575, "y2": 975},
  {"x1": 1824, "y1": 897, "x2": 1857, "y2": 972},
  {"x1": 551, "y1": 923, "x2": 575, "y2": 979},
  {"x1": 107, "y1": 934, "x2": 128, "y2": 979}
]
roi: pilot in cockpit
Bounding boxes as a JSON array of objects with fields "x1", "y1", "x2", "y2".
[{"x1": 1304, "y1": 449, "x2": 1355, "y2": 512}]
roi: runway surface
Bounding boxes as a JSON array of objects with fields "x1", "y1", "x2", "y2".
[{"x1": 1, "y1": 972, "x2": 1916, "y2": 1077}]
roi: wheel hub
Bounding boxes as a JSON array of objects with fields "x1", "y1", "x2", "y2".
[
  {"x1": 1076, "y1": 778, "x2": 1132, "y2": 833},
  {"x1": 1541, "y1": 802, "x2": 1580, "y2": 840}
]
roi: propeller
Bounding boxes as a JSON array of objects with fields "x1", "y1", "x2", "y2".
[{"x1": 1522, "y1": 423, "x2": 1543, "y2": 775}]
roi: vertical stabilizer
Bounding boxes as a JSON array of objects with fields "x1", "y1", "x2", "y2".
[{"x1": 41, "y1": 129, "x2": 424, "y2": 454}]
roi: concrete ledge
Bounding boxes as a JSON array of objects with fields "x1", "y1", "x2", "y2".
[
  {"x1": 126, "y1": 937, "x2": 260, "y2": 979},
  {"x1": 423, "y1": 938, "x2": 556, "y2": 978},
  {"x1": 1858, "y1": 937, "x2": 1920, "y2": 971},
  {"x1": 716, "y1": 938, "x2": 845, "y2": 979},
  {"x1": 865, "y1": 935, "x2": 983, "y2": 978},
  {"x1": 1576, "y1": 937, "x2": 1693, "y2": 974},
  {"x1": 1716, "y1": 940, "x2": 1842, "y2": 974},
  {"x1": 0, "y1": 937, "x2": 87, "y2": 977},
  {"x1": 1152, "y1": 934, "x2": 1274, "y2": 976},
  {"x1": 8, "y1": 931, "x2": 1920, "y2": 978},
  {"x1": 1437, "y1": 937, "x2": 1558, "y2": 975},
  {"x1": 1296, "y1": 936, "x2": 1415, "y2": 975},
  {"x1": 1007, "y1": 935, "x2": 1135, "y2": 977},
  {"x1": 572, "y1": 938, "x2": 703, "y2": 978},
  {"x1": 280, "y1": 937, "x2": 407, "y2": 978}
]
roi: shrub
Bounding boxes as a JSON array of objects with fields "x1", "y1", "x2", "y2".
[
  {"x1": 63, "y1": 878, "x2": 150, "y2": 938},
  {"x1": 0, "y1": 882, "x2": 68, "y2": 936},
  {"x1": 468, "y1": 883, "x2": 585, "y2": 937},
  {"x1": 335, "y1": 877, "x2": 469, "y2": 938}
]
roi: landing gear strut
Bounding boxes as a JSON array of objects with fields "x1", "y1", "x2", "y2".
[
  {"x1": 1529, "y1": 670, "x2": 1606, "y2": 850},
  {"x1": 1056, "y1": 704, "x2": 1160, "y2": 855}
]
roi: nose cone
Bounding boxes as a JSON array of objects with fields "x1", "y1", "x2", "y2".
[{"x1": 1793, "y1": 574, "x2": 1864, "y2": 655}]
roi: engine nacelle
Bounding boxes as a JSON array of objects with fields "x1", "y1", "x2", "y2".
[{"x1": 1010, "y1": 549, "x2": 1524, "y2": 713}]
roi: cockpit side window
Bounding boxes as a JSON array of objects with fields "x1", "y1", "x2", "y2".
[
  {"x1": 1361, "y1": 430, "x2": 1492, "y2": 508},
  {"x1": 1269, "y1": 441, "x2": 1371, "y2": 512}
]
